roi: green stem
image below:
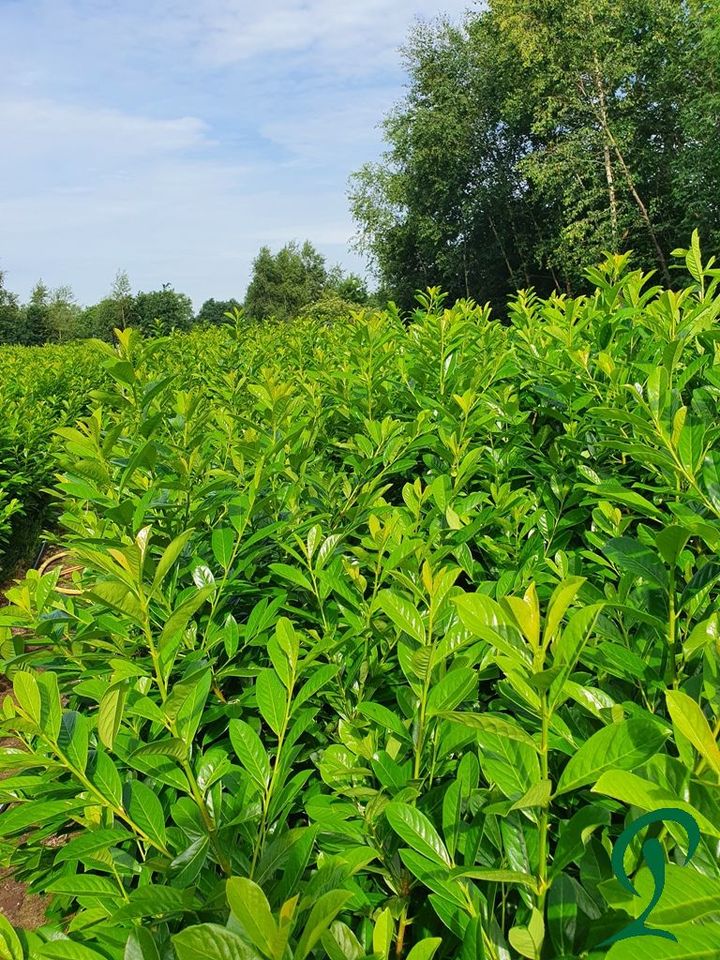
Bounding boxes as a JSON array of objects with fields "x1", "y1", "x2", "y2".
[
  {"x1": 537, "y1": 691, "x2": 550, "y2": 917},
  {"x1": 249, "y1": 669, "x2": 296, "y2": 878},
  {"x1": 667, "y1": 574, "x2": 677, "y2": 688},
  {"x1": 25, "y1": 731, "x2": 171, "y2": 858}
]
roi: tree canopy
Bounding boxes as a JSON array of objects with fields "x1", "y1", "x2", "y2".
[{"x1": 350, "y1": 0, "x2": 720, "y2": 308}]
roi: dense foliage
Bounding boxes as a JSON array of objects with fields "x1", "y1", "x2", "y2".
[
  {"x1": 0, "y1": 238, "x2": 719, "y2": 958},
  {"x1": 244, "y1": 242, "x2": 371, "y2": 323},
  {"x1": 0, "y1": 246, "x2": 370, "y2": 347},
  {"x1": 0, "y1": 339, "x2": 108, "y2": 572},
  {"x1": 351, "y1": 0, "x2": 720, "y2": 309}
]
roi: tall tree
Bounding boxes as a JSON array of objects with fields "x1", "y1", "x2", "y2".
[
  {"x1": 0, "y1": 270, "x2": 22, "y2": 345},
  {"x1": 23, "y1": 280, "x2": 52, "y2": 345},
  {"x1": 195, "y1": 298, "x2": 242, "y2": 326},
  {"x1": 110, "y1": 270, "x2": 137, "y2": 332},
  {"x1": 46, "y1": 285, "x2": 82, "y2": 342},
  {"x1": 244, "y1": 241, "x2": 328, "y2": 321},
  {"x1": 351, "y1": 1, "x2": 720, "y2": 307},
  {"x1": 134, "y1": 286, "x2": 193, "y2": 336}
]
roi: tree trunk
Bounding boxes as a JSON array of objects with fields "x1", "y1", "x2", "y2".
[{"x1": 591, "y1": 55, "x2": 619, "y2": 242}]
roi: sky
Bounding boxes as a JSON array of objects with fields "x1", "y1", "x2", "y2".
[{"x1": 0, "y1": 0, "x2": 472, "y2": 309}]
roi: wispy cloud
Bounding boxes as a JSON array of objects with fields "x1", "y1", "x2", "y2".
[{"x1": 0, "y1": 0, "x2": 470, "y2": 307}]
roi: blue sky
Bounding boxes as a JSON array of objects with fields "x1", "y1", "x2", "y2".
[{"x1": 0, "y1": 0, "x2": 472, "y2": 309}]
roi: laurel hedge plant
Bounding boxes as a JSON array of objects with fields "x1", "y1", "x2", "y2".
[{"x1": 0, "y1": 236, "x2": 719, "y2": 960}]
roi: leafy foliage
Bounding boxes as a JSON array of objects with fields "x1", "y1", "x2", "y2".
[
  {"x1": 1, "y1": 238, "x2": 720, "y2": 958},
  {"x1": 351, "y1": 1, "x2": 720, "y2": 308}
]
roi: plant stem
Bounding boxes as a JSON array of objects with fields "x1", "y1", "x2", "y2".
[{"x1": 537, "y1": 690, "x2": 550, "y2": 916}]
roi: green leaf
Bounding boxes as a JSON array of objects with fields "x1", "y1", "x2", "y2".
[
  {"x1": 226, "y1": 878, "x2": 276, "y2": 956},
  {"x1": 58, "y1": 712, "x2": 89, "y2": 774},
  {"x1": 655, "y1": 525, "x2": 691, "y2": 567},
  {"x1": 377, "y1": 590, "x2": 425, "y2": 644},
  {"x1": 169, "y1": 836, "x2": 210, "y2": 886},
  {"x1": 256, "y1": 669, "x2": 288, "y2": 737},
  {"x1": 510, "y1": 779, "x2": 552, "y2": 811},
  {"x1": 551, "y1": 806, "x2": 612, "y2": 877},
  {"x1": 702, "y1": 451, "x2": 720, "y2": 514},
  {"x1": 426, "y1": 667, "x2": 477, "y2": 716},
  {"x1": 292, "y1": 664, "x2": 339, "y2": 712},
  {"x1": 92, "y1": 750, "x2": 123, "y2": 808},
  {"x1": 666, "y1": 691, "x2": 720, "y2": 775},
  {"x1": 580, "y1": 480, "x2": 664, "y2": 519},
  {"x1": 12, "y1": 671, "x2": 41, "y2": 725},
  {"x1": 131, "y1": 738, "x2": 187, "y2": 761},
  {"x1": 37, "y1": 941, "x2": 108, "y2": 960},
  {"x1": 229, "y1": 719, "x2": 270, "y2": 789},
  {"x1": 591, "y1": 771, "x2": 720, "y2": 838},
  {"x1": 508, "y1": 908, "x2": 544, "y2": 959},
  {"x1": 321, "y1": 922, "x2": 364, "y2": 960},
  {"x1": 372, "y1": 907, "x2": 393, "y2": 960},
  {"x1": 112, "y1": 886, "x2": 193, "y2": 921},
  {"x1": 295, "y1": 890, "x2": 353, "y2": 960},
  {"x1": 46, "y1": 875, "x2": 120, "y2": 898},
  {"x1": 556, "y1": 718, "x2": 668, "y2": 795},
  {"x1": 172, "y1": 925, "x2": 260, "y2": 960},
  {"x1": 543, "y1": 577, "x2": 585, "y2": 646},
  {"x1": 385, "y1": 803, "x2": 453, "y2": 867},
  {"x1": 399, "y1": 849, "x2": 467, "y2": 907},
  {"x1": 0, "y1": 800, "x2": 85, "y2": 837},
  {"x1": 125, "y1": 928, "x2": 161, "y2": 960},
  {"x1": 476, "y1": 732, "x2": 540, "y2": 801},
  {"x1": 124, "y1": 779, "x2": 167, "y2": 849},
  {"x1": 98, "y1": 680, "x2": 128, "y2": 750},
  {"x1": 547, "y1": 874, "x2": 578, "y2": 956},
  {"x1": 357, "y1": 700, "x2": 411, "y2": 742},
  {"x1": 600, "y1": 863, "x2": 720, "y2": 928},
  {"x1": 152, "y1": 530, "x2": 194, "y2": 592},
  {"x1": 159, "y1": 586, "x2": 214, "y2": 648},
  {"x1": 269, "y1": 563, "x2": 313, "y2": 592},
  {"x1": 0, "y1": 913, "x2": 23, "y2": 960},
  {"x1": 165, "y1": 665, "x2": 212, "y2": 744},
  {"x1": 87, "y1": 580, "x2": 144, "y2": 623},
  {"x1": 211, "y1": 528, "x2": 235, "y2": 569},
  {"x1": 406, "y1": 940, "x2": 443, "y2": 960},
  {"x1": 453, "y1": 868, "x2": 537, "y2": 890},
  {"x1": 453, "y1": 593, "x2": 528, "y2": 663},
  {"x1": 442, "y1": 712, "x2": 537, "y2": 750},
  {"x1": 552, "y1": 603, "x2": 604, "y2": 669},
  {"x1": 37, "y1": 671, "x2": 62, "y2": 741},
  {"x1": 54, "y1": 827, "x2": 130, "y2": 864},
  {"x1": 602, "y1": 537, "x2": 667, "y2": 588}
]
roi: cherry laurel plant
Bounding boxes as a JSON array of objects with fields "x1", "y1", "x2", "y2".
[{"x1": 1, "y1": 235, "x2": 719, "y2": 960}]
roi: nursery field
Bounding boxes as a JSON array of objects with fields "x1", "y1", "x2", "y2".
[{"x1": 1, "y1": 242, "x2": 720, "y2": 959}]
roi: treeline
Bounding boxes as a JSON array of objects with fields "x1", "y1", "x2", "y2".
[
  {"x1": 0, "y1": 240, "x2": 374, "y2": 346},
  {"x1": 350, "y1": 0, "x2": 720, "y2": 309}
]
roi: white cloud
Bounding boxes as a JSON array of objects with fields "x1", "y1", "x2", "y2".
[
  {"x1": 0, "y1": 99, "x2": 210, "y2": 170},
  {"x1": 0, "y1": 0, "x2": 473, "y2": 306}
]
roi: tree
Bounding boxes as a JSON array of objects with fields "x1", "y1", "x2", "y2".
[
  {"x1": 324, "y1": 266, "x2": 370, "y2": 305},
  {"x1": 22, "y1": 280, "x2": 52, "y2": 345},
  {"x1": 350, "y1": 15, "x2": 549, "y2": 309},
  {"x1": 46, "y1": 285, "x2": 83, "y2": 342},
  {"x1": 110, "y1": 270, "x2": 137, "y2": 332},
  {"x1": 350, "y1": 1, "x2": 720, "y2": 307},
  {"x1": 0, "y1": 270, "x2": 23, "y2": 345},
  {"x1": 135, "y1": 286, "x2": 194, "y2": 336},
  {"x1": 244, "y1": 241, "x2": 328, "y2": 321},
  {"x1": 195, "y1": 298, "x2": 242, "y2": 326}
]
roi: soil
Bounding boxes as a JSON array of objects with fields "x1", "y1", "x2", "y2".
[{"x1": 0, "y1": 872, "x2": 48, "y2": 929}]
